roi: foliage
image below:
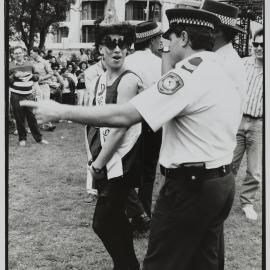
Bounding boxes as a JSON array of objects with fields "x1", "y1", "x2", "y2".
[{"x1": 9, "y1": 0, "x2": 76, "y2": 53}]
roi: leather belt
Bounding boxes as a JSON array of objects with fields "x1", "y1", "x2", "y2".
[{"x1": 160, "y1": 164, "x2": 231, "y2": 181}]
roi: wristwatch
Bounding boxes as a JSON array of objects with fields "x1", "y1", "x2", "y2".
[
  {"x1": 88, "y1": 160, "x2": 104, "y2": 174},
  {"x1": 159, "y1": 46, "x2": 170, "y2": 53}
]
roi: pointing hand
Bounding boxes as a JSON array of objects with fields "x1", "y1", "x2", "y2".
[{"x1": 20, "y1": 100, "x2": 63, "y2": 124}]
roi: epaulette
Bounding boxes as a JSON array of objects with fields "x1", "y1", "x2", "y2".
[{"x1": 181, "y1": 57, "x2": 203, "y2": 74}]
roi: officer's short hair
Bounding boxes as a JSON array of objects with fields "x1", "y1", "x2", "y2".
[
  {"x1": 253, "y1": 28, "x2": 263, "y2": 41},
  {"x1": 219, "y1": 26, "x2": 237, "y2": 43},
  {"x1": 171, "y1": 25, "x2": 215, "y2": 51},
  {"x1": 134, "y1": 38, "x2": 154, "y2": 51}
]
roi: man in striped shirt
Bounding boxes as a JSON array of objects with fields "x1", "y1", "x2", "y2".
[
  {"x1": 9, "y1": 46, "x2": 48, "y2": 146},
  {"x1": 232, "y1": 28, "x2": 263, "y2": 221}
]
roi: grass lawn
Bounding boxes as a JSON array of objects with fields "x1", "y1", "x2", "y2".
[{"x1": 8, "y1": 123, "x2": 262, "y2": 270}]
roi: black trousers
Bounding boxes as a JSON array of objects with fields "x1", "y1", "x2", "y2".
[
  {"x1": 92, "y1": 177, "x2": 140, "y2": 270},
  {"x1": 143, "y1": 172, "x2": 235, "y2": 270},
  {"x1": 10, "y1": 92, "x2": 42, "y2": 142},
  {"x1": 126, "y1": 123, "x2": 162, "y2": 218},
  {"x1": 62, "y1": 92, "x2": 76, "y2": 105}
]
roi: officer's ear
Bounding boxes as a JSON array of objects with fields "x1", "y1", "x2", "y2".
[{"x1": 179, "y1": 31, "x2": 189, "y2": 47}]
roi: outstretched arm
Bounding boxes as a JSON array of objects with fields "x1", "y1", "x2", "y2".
[{"x1": 20, "y1": 99, "x2": 142, "y2": 128}]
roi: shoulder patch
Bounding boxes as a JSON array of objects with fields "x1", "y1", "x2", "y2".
[
  {"x1": 158, "y1": 72, "x2": 184, "y2": 95},
  {"x1": 181, "y1": 56, "x2": 203, "y2": 74}
]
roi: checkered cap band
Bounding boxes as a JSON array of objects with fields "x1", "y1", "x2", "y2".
[
  {"x1": 169, "y1": 17, "x2": 214, "y2": 29},
  {"x1": 216, "y1": 14, "x2": 236, "y2": 27},
  {"x1": 136, "y1": 26, "x2": 161, "y2": 39}
]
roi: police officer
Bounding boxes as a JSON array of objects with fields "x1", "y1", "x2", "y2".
[{"x1": 21, "y1": 7, "x2": 244, "y2": 270}]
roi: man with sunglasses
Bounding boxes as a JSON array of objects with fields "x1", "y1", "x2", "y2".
[
  {"x1": 21, "y1": 7, "x2": 243, "y2": 270},
  {"x1": 232, "y1": 27, "x2": 263, "y2": 221}
]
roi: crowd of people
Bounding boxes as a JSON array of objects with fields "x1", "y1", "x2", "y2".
[
  {"x1": 10, "y1": 0, "x2": 263, "y2": 269},
  {"x1": 8, "y1": 47, "x2": 99, "y2": 135}
]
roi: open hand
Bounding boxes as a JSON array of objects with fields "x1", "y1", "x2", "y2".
[{"x1": 19, "y1": 100, "x2": 63, "y2": 124}]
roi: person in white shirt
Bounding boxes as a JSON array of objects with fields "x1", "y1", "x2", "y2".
[{"x1": 125, "y1": 21, "x2": 163, "y2": 230}]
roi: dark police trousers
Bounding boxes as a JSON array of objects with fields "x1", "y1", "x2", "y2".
[
  {"x1": 143, "y1": 171, "x2": 235, "y2": 270},
  {"x1": 92, "y1": 177, "x2": 140, "y2": 270}
]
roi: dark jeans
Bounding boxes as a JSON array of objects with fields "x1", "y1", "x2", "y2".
[
  {"x1": 92, "y1": 177, "x2": 140, "y2": 270},
  {"x1": 10, "y1": 92, "x2": 42, "y2": 142},
  {"x1": 143, "y1": 172, "x2": 235, "y2": 270},
  {"x1": 126, "y1": 123, "x2": 162, "y2": 218}
]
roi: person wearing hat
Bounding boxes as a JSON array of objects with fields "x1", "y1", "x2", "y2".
[
  {"x1": 125, "y1": 21, "x2": 163, "y2": 230},
  {"x1": 21, "y1": 7, "x2": 244, "y2": 270},
  {"x1": 201, "y1": 0, "x2": 260, "y2": 222},
  {"x1": 200, "y1": 0, "x2": 247, "y2": 98}
]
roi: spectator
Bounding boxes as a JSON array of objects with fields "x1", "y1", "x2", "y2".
[
  {"x1": 78, "y1": 48, "x2": 88, "y2": 63},
  {"x1": 60, "y1": 67, "x2": 76, "y2": 108},
  {"x1": 43, "y1": 49, "x2": 54, "y2": 61},
  {"x1": 85, "y1": 48, "x2": 92, "y2": 64},
  {"x1": 125, "y1": 20, "x2": 163, "y2": 231},
  {"x1": 50, "y1": 56, "x2": 57, "y2": 65},
  {"x1": 9, "y1": 46, "x2": 48, "y2": 146},
  {"x1": 49, "y1": 64, "x2": 63, "y2": 104},
  {"x1": 76, "y1": 61, "x2": 88, "y2": 105},
  {"x1": 232, "y1": 28, "x2": 263, "y2": 221},
  {"x1": 56, "y1": 51, "x2": 67, "y2": 68},
  {"x1": 83, "y1": 56, "x2": 106, "y2": 202},
  {"x1": 66, "y1": 62, "x2": 78, "y2": 85},
  {"x1": 30, "y1": 46, "x2": 56, "y2": 131}
]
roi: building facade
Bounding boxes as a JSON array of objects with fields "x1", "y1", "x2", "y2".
[{"x1": 45, "y1": 0, "x2": 198, "y2": 49}]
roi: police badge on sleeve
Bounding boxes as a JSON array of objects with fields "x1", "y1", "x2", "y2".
[{"x1": 157, "y1": 72, "x2": 184, "y2": 95}]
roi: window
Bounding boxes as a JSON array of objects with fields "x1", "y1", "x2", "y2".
[
  {"x1": 56, "y1": 27, "x2": 69, "y2": 43},
  {"x1": 82, "y1": 25, "x2": 95, "y2": 43},
  {"x1": 125, "y1": 1, "x2": 161, "y2": 22},
  {"x1": 81, "y1": 1, "x2": 105, "y2": 20}
]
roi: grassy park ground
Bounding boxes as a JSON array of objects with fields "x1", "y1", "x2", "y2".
[{"x1": 8, "y1": 123, "x2": 262, "y2": 270}]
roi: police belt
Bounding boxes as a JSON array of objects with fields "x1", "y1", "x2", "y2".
[{"x1": 160, "y1": 163, "x2": 231, "y2": 180}]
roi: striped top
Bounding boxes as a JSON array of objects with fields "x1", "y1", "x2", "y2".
[
  {"x1": 9, "y1": 61, "x2": 37, "y2": 95},
  {"x1": 242, "y1": 56, "x2": 263, "y2": 118}
]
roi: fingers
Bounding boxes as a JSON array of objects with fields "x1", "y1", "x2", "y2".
[{"x1": 19, "y1": 100, "x2": 38, "y2": 108}]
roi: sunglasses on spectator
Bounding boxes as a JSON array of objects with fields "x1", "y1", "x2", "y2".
[
  {"x1": 252, "y1": 42, "x2": 264, "y2": 48},
  {"x1": 103, "y1": 37, "x2": 129, "y2": 50}
]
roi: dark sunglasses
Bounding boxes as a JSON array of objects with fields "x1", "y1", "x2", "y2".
[
  {"x1": 252, "y1": 42, "x2": 264, "y2": 48},
  {"x1": 103, "y1": 37, "x2": 129, "y2": 50}
]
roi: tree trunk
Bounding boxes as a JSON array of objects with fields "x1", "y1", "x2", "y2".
[
  {"x1": 39, "y1": 27, "x2": 48, "y2": 50},
  {"x1": 19, "y1": 21, "x2": 30, "y2": 54}
]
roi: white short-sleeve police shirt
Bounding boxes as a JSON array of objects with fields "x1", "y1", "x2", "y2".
[{"x1": 130, "y1": 51, "x2": 243, "y2": 169}]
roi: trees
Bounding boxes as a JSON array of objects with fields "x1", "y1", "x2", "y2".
[{"x1": 9, "y1": 0, "x2": 76, "y2": 53}]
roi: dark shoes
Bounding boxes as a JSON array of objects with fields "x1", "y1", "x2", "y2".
[{"x1": 131, "y1": 214, "x2": 151, "y2": 233}]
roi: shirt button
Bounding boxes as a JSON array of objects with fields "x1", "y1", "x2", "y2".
[{"x1": 191, "y1": 175, "x2": 196, "y2": 180}]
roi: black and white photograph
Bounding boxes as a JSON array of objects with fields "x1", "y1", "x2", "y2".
[{"x1": 6, "y1": 0, "x2": 266, "y2": 269}]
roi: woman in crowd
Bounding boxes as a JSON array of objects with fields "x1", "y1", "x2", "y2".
[
  {"x1": 50, "y1": 64, "x2": 63, "y2": 103},
  {"x1": 60, "y1": 67, "x2": 76, "y2": 108},
  {"x1": 75, "y1": 61, "x2": 88, "y2": 106}
]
